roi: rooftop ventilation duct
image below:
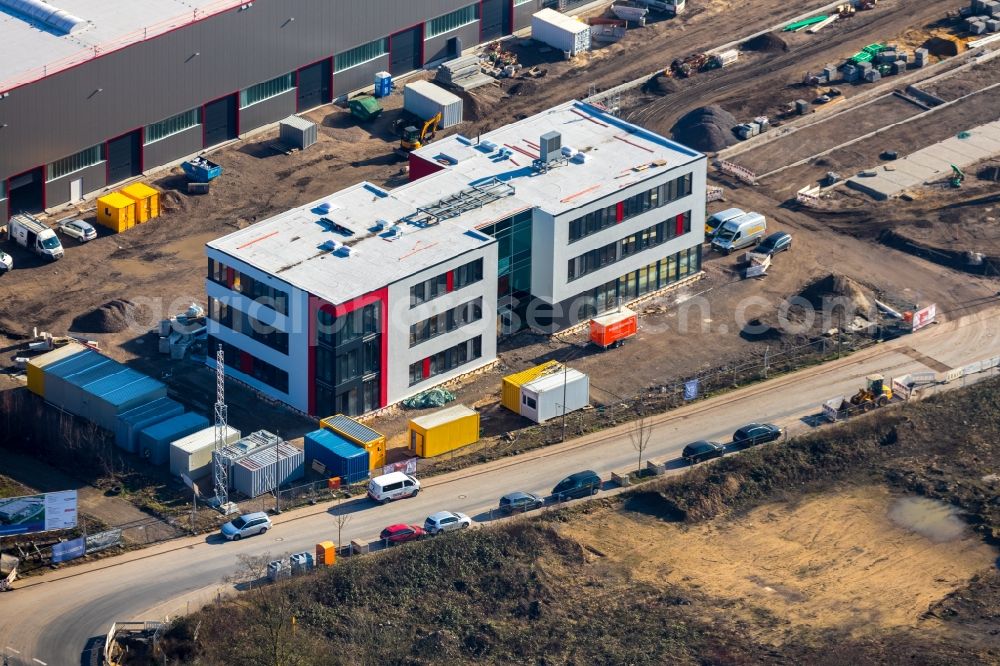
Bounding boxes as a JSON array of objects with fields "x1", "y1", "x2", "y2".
[{"x1": 0, "y1": 0, "x2": 87, "y2": 34}]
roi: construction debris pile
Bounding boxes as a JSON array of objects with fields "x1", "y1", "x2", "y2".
[{"x1": 670, "y1": 105, "x2": 739, "y2": 152}]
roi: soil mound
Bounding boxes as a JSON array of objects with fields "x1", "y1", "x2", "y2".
[
  {"x1": 670, "y1": 105, "x2": 738, "y2": 152},
  {"x1": 743, "y1": 32, "x2": 788, "y2": 53},
  {"x1": 798, "y1": 274, "x2": 874, "y2": 316},
  {"x1": 71, "y1": 299, "x2": 149, "y2": 334},
  {"x1": 642, "y1": 73, "x2": 679, "y2": 96}
]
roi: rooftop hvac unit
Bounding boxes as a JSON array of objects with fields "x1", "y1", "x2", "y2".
[
  {"x1": 539, "y1": 131, "x2": 562, "y2": 163},
  {"x1": 321, "y1": 240, "x2": 342, "y2": 252}
]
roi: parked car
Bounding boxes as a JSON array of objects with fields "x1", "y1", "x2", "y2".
[
  {"x1": 59, "y1": 219, "x2": 97, "y2": 243},
  {"x1": 0, "y1": 250, "x2": 12, "y2": 273},
  {"x1": 367, "y1": 471, "x2": 420, "y2": 504},
  {"x1": 424, "y1": 511, "x2": 472, "y2": 535},
  {"x1": 732, "y1": 423, "x2": 783, "y2": 447},
  {"x1": 681, "y1": 440, "x2": 726, "y2": 464},
  {"x1": 380, "y1": 524, "x2": 426, "y2": 544},
  {"x1": 220, "y1": 511, "x2": 272, "y2": 541},
  {"x1": 754, "y1": 231, "x2": 791, "y2": 257},
  {"x1": 551, "y1": 470, "x2": 601, "y2": 501},
  {"x1": 705, "y1": 207, "x2": 744, "y2": 239},
  {"x1": 498, "y1": 491, "x2": 545, "y2": 515}
]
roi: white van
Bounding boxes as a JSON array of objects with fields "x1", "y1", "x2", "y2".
[
  {"x1": 705, "y1": 207, "x2": 744, "y2": 239},
  {"x1": 711, "y1": 212, "x2": 767, "y2": 254},
  {"x1": 368, "y1": 471, "x2": 421, "y2": 504}
]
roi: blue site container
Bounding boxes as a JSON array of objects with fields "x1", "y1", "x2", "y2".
[
  {"x1": 181, "y1": 157, "x2": 222, "y2": 183},
  {"x1": 137, "y1": 412, "x2": 210, "y2": 465},
  {"x1": 78, "y1": 369, "x2": 167, "y2": 432},
  {"x1": 43, "y1": 350, "x2": 113, "y2": 412},
  {"x1": 303, "y1": 429, "x2": 369, "y2": 484},
  {"x1": 115, "y1": 397, "x2": 186, "y2": 453},
  {"x1": 374, "y1": 71, "x2": 392, "y2": 98}
]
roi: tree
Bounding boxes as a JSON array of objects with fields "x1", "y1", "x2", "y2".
[
  {"x1": 333, "y1": 496, "x2": 352, "y2": 554},
  {"x1": 629, "y1": 405, "x2": 653, "y2": 478}
]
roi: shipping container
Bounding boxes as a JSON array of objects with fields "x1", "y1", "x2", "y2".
[
  {"x1": 78, "y1": 369, "x2": 168, "y2": 431},
  {"x1": 25, "y1": 342, "x2": 87, "y2": 396},
  {"x1": 532, "y1": 8, "x2": 591, "y2": 56},
  {"x1": 279, "y1": 115, "x2": 318, "y2": 150},
  {"x1": 44, "y1": 352, "x2": 118, "y2": 419},
  {"x1": 319, "y1": 414, "x2": 386, "y2": 470},
  {"x1": 303, "y1": 429, "x2": 369, "y2": 484},
  {"x1": 231, "y1": 440, "x2": 304, "y2": 498},
  {"x1": 95, "y1": 192, "x2": 136, "y2": 233},
  {"x1": 519, "y1": 368, "x2": 590, "y2": 423},
  {"x1": 590, "y1": 307, "x2": 638, "y2": 349},
  {"x1": 115, "y1": 397, "x2": 185, "y2": 453},
  {"x1": 169, "y1": 425, "x2": 241, "y2": 480},
  {"x1": 501, "y1": 360, "x2": 561, "y2": 413},
  {"x1": 120, "y1": 183, "x2": 161, "y2": 223},
  {"x1": 213, "y1": 430, "x2": 280, "y2": 472},
  {"x1": 137, "y1": 412, "x2": 210, "y2": 465},
  {"x1": 403, "y1": 80, "x2": 463, "y2": 128},
  {"x1": 408, "y1": 404, "x2": 480, "y2": 458}
]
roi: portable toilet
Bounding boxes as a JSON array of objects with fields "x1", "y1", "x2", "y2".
[
  {"x1": 120, "y1": 183, "x2": 160, "y2": 223},
  {"x1": 96, "y1": 192, "x2": 136, "y2": 232},
  {"x1": 319, "y1": 414, "x2": 386, "y2": 471},
  {"x1": 408, "y1": 405, "x2": 480, "y2": 458}
]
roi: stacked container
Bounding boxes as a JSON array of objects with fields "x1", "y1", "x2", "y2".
[
  {"x1": 26, "y1": 342, "x2": 88, "y2": 396},
  {"x1": 319, "y1": 415, "x2": 386, "y2": 470},
  {"x1": 115, "y1": 397, "x2": 185, "y2": 453},
  {"x1": 137, "y1": 412, "x2": 210, "y2": 465},
  {"x1": 501, "y1": 360, "x2": 561, "y2": 413},
  {"x1": 169, "y1": 425, "x2": 241, "y2": 479},
  {"x1": 403, "y1": 80, "x2": 464, "y2": 128},
  {"x1": 304, "y1": 429, "x2": 370, "y2": 484},
  {"x1": 231, "y1": 440, "x2": 304, "y2": 498},
  {"x1": 408, "y1": 405, "x2": 480, "y2": 458}
]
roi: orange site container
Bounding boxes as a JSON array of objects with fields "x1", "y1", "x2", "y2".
[
  {"x1": 316, "y1": 540, "x2": 336, "y2": 566},
  {"x1": 589, "y1": 307, "x2": 637, "y2": 349}
]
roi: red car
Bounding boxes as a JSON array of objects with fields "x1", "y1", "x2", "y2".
[{"x1": 379, "y1": 524, "x2": 426, "y2": 544}]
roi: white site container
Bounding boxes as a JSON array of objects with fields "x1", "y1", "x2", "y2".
[
  {"x1": 519, "y1": 368, "x2": 590, "y2": 423},
  {"x1": 169, "y1": 425, "x2": 241, "y2": 480},
  {"x1": 532, "y1": 8, "x2": 591, "y2": 57},
  {"x1": 403, "y1": 80, "x2": 464, "y2": 128}
]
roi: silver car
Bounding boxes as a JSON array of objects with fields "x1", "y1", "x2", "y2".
[
  {"x1": 220, "y1": 511, "x2": 272, "y2": 541},
  {"x1": 423, "y1": 510, "x2": 472, "y2": 535},
  {"x1": 60, "y1": 219, "x2": 97, "y2": 243}
]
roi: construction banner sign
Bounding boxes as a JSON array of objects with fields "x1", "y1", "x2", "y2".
[{"x1": 0, "y1": 490, "x2": 78, "y2": 536}]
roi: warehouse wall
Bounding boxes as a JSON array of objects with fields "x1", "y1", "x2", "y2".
[
  {"x1": 0, "y1": 0, "x2": 500, "y2": 182},
  {"x1": 143, "y1": 126, "x2": 204, "y2": 172},
  {"x1": 333, "y1": 55, "x2": 391, "y2": 98},
  {"x1": 240, "y1": 89, "x2": 298, "y2": 135},
  {"x1": 45, "y1": 162, "x2": 107, "y2": 209},
  {"x1": 513, "y1": 0, "x2": 542, "y2": 30},
  {"x1": 0, "y1": 199, "x2": 7, "y2": 223},
  {"x1": 424, "y1": 22, "x2": 482, "y2": 65}
]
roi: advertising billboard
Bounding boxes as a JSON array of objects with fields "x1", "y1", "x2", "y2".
[{"x1": 0, "y1": 490, "x2": 78, "y2": 536}]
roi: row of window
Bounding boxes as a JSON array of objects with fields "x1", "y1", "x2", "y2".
[
  {"x1": 240, "y1": 73, "x2": 295, "y2": 109},
  {"x1": 316, "y1": 301, "x2": 382, "y2": 349},
  {"x1": 567, "y1": 173, "x2": 693, "y2": 243},
  {"x1": 315, "y1": 339, "x2": 380, "y2": 389},
  {"x1": 209, "y1": 297, "x2": 289, "y2": 355},
  {"x1": 146, "y1": 109, "x2": 200, "y2": 144},
  {"x1": 567, "y1": 212, "x2": 691, "y2": 282},
  {"x1": 409, "y1": 297, "x2": 483, "y2": 347},
  {"x1": 210, "y1": 336, "x2": 290, "y2": 393},
  {"x1": 316, "y1": 378, "x2": 380, "y2": 418},
  {"x1": 585, "y1": 246, "x2": 702, "y2": 317},
  {"x1": 208, "y1": 259, "x2": 290, "y2": 315},
  {"x1": 408, "y1": 336, "x2": 483, "y2": 386},
  {"x1": 335, "y1": 38, "x2": 389, "y2": 71},
  {"x1": 409, "y1": 258, "x2": 484, "y2": 308},
  {"x1": 427, "y1": 4, "x2": 478, "y2": 38},
  {"x1": 47, "y1": 145, "x2": 103, "y2": 182}
]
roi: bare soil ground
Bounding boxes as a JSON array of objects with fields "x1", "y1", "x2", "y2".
[
  {"x1": 921, "y1": 59, "x2": 1000, "y2": 101},
  {"x1": 560, "y1": 484, "x2": 997, "y2": 641}
]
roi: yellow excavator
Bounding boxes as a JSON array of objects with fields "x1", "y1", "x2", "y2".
[
  {"x1": 847, "y1": 374, "x2": 893, "y2": 411},
  {"x1": 398, "y1": 112, "x2": 442, "y2": 152}
]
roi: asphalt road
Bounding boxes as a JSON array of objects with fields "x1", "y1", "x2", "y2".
[{"x1": 2, "y1": 306, "x2": 999, "y2": 666}]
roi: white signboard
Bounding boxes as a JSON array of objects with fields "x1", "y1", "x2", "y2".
[
  {"x1": 911, "y1": 303, "x2": 936, "y2": 331},
  {"x1": 891, "y1": 376, "x2": 911, "y2": 400},
  {"x1": 0, "y1": 490, "x2": 77, "y2": 536}
]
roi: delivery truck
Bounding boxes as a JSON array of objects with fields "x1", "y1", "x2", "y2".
[
  {"x1": 711, "y1": 212, "x2": 766, "y2": 255},
  {"x1": 9, "y1": 214, "x2": 64, "y2": 260}
]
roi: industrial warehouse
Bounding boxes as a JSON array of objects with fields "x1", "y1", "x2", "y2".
[
  {"x1": 206, "y1": 100, "x2": 706, "y2": 416},
  {"x1": 0, "y1": 0, "x2": 544, "y2": 220}
]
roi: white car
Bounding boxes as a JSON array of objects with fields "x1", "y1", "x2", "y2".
[
  {"x1": 59, "y1": 219, "x2": 97, "y2": 243},
  {"x1": 423, "y1": 511, "x2": 472, "y2": 535},
  {"x1": 0, "y1": 250, "x2": 12, "y2": 273},
  {"x1": 220, "y1": 511, "x2": 272, "y2": 541}
]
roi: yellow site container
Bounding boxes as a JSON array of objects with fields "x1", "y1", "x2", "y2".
[
  {"x1": 25, "y1": 342, "x2": 88, "y2": 396},
  {"x1": 501, "y1": 360, "x2": 561, "y2": 413},
  {"x1": 96, "y1": 192, "x2": 137, "y2": 232},
  {"x1": 319, "y1": 414, "x2": 386, "y2": 470},
  {"x1": 408, "y1": 404, "x2": 480, "y2": 458},
  {"x1": 316, "y1": 540, "x2": 336, "y2": 566},
  {"x1": 121, "y1": 182, "x2": 161, "y2": 223}
]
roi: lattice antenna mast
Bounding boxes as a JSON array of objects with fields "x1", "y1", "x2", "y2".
[{"x1": 213, "y1": 345, "x2": 229, "y2": 508}]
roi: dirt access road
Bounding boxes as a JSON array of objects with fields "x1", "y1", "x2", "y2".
[{"x1": 2, "y1": 304, "x2": 999, "y2": 666}]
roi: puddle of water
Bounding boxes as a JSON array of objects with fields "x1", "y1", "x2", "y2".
[{"x1": 888, "y1": 496, "x2": 967, "y2": 543}]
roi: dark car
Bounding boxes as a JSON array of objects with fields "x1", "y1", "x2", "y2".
[
  {"x1": 379, "y1": 524, "x2": 426, "y2": 544},
  {"x1": 551, "y1": 470, "x2": 601, "y2": 501},
  {"x1": 498, "y1": 491, "x2": 545, "y2": 515},
  {"x1": 732, "y1": 423, "x2": 782, "y2": 448},
  {"x1": 681, "y1": 440, "x2": 725, "y2": 464},
  {"x1": 755, "y1": 231, "x2": 792, "y2": 256}
]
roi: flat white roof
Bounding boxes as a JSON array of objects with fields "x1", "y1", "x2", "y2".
[
  {"x1": 208, "y1": 177, "x2": 497, "y2": 305},
  {"x1": 410, "y1": 404, "x2": 477, "y2": 429},
  {"x1": 522, "y1": 367, "x2": 587, "y2": 394},
  {"x1": 413, "y1": 100, "x2": 704, "y2": 218},
  {"x1": 0, "y1": 0, "x2": 241, "y2": 92}
]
